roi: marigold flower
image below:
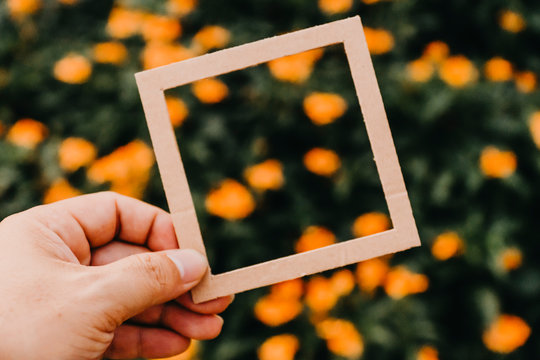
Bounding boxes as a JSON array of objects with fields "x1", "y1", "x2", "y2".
[
  {"x1": 270, "y1": 278, "x2": 303, "y2": 300},
  {"x1": 356, "y1": 257, "x2": 389, "y2": 293},
  {"x1": 295, "y1": 226, "x2": 336, "y2": 253},
  {"x1": 479, "y1": 146, "x2": 517, "y2": 178},
  {"x1": 7, "y1": 0, "x2": 41, "y2": 18},
  {"x1": 244, "y1": 159, "x2": 284, "y2": 191},
  {"x1": 384, "y1": 266, "x2": 429, "y2": 299},
  {"x1": 439, "y1": 55, "x2": 478, "y2": 88},
  {"x1": 167, "y1": 0, "x2": 197, "y2": 17},
  {"x1": 193, "y1": 25, "x2": 231, "y2": 51},
  {"x1": 499, "y1": 247, "x2": 523, "y2": 271},
  {"x1": 431, "y1": 231, "x2": 464, "y2": 261},
  {"x1": 192, "y1": 78, "x2": 228, "y2": 104},
  {"x1": 484, "y1": 57, "x2": 513, "y2": 82},
  {"x1": 141, "y1": 15, "x2": 182, "y2": 42},
  {"x1": 305, "y1": 276, "x2": 339, "y2": 313},
  {"x1": 331, "y1": 269, "x2": 355, "y2": 296},
  {"x1": 166, "y1": 96, "x2": 189, "y2": 127},
  {"x1": 93, "y1": 42, "x2": 128, "y2": 65},
  {"x1": 483, "y1": 314, "x2": 530, "y2": 353},
  {"x1": 53, "y1": 54, "x2": 92, "y2": 84},
  {"x1": 268, "y1": 49, "x2": 324, "y2": 83},
  {"x1": 417, "y1": 345, "x2": 438, "y2": 360},
  {"x1": 423, "y1": 41, "x2": 450, "y2": 64},
  {"x1": 316, "y1": 318, "x2": 364, "y2": 358},
  {"x1": 58, "y1": 137, "x2": 97, "y2": 172},
  {"x1": 318, "y1": 0, "x2": 352, "y2": 15},
  {"x1": 205, "y1": 179, "x2": 255, "y2": 220},
  {"x1": 106, "y1": 7, "x2": 146, "y2": 39},
  {"x1": 499, "y1": 10, "x2": 526, "y2": 33},
  {"x1": 515, "y1": 71, "x2": 537, "y2": 93},
  {"x1": 150, "y1": 340, "x2": 198, "y2": 360},
  {"x1": 303, "y1": 92, "x2": 347, "y2": 125},
  {"x1": 407, "y1": 58, "x2": 435, "y2": 83},
  {"x1": 364, "y1": 27, "x2": 394, "y2": 55},
  {"x1": 529, "y1": 111, "x2": 540, "y2": 148},
  {"x1": 352, "y1": 212, "x2": 390, "y2": 237},
  {"x1": 6, "y1": 118, "x2": 48, "y2": 149},
  {"x1": 303, "y1": 148, "x2": 340, "y2": 176},
  {"x1": 43, "y1": 178, "x2": 82, "y2": 204},
  {"x1": 254, "y1": 295, "x2": 302, "y2": 327},
  {"x1": 258, "y1": 334, "x2": 299, "y2": 360},
  {"x1": 142, "y1": 42, "x2": 194, "y2": 69}
]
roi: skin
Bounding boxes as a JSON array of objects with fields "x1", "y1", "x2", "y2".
[{"x1": 0, "y1": 192, "x2": 233, "y2": 360}]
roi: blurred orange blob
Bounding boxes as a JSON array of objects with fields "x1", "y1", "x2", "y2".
[
  {"x1": 529, "y1": 111, "x2": 540, "y2": 148},
  {"x1": 43, "y1": 178, "x2": 82, "y2": 204},
  {"x1": 142, "y1": 42, "x2": 194, "y2": 69},
  {"x1": 192, "y1": 78, "x2": 229, "y2": 104},
  {"x1": 141, "y1": 15, "x2": 182, "y2": 42},
  {"x1": 205, "y1": 179, "x2": 255, "y2": 220},
  {"x1": 316, "y1": 318, "x2": 364, "y2": 358},
  {"x1": 479, "y1": 146, "x2": 517, "y2": 178},
  {"x1": 515, "y1": 71, "x2": 537, "y2": 93},
  {"x1": 257, "y1": 334, "x2": 299, "y2": 360},
  {"x1": 352, "y1": 212, "x2": 391, "y2": 237},
  {"x1": 268, "y1": 48, "x2": 324, "y2": 84},
  {"x1": 305, "y1": 276, "x2": 339, "y2": 313},
  {"x1": 499, "y1": 10, "x2": 526, "y2": 33},
  {"x1": 193, "y1": 25, "x2": 231, "y2": 51},
  {"x1": 439, "y1": 55, "x2": 478, "y2": 88},
  {"x1": 270, "y1": 278, "x2": 304, "y2": 300},
  {"x1": 303, "y1": 148, "x2": 341, "y2": 176},
  {"x1": 364, "y1": 27, "x2": 394, "y2": 55},
  {"x1": 483, "y1": 314, "x2": 530, "y2": 353},
  {"x1": 331, "y1": 269, "x2": 355, "y2": 296},
  {"x1": 254, "y1": 295, "x2": 302, "y2": 327},
  {"x1": 499, "y1": 247, "x2": 523, "y2": 271},
  {"x1": 303, "y1": 92, "x2": 347, "y2": 125},
  {"x1": 7, "y1": 0, "x2": 41, "y2": 18},
  {"x1": 58, "y1": 0, "x2": 78, "y2": 5},
  {"x1": 431, "y1": 231, "x2": 464, "y2": 261},
  {"x1": 244, "y1": 159, "x2": 284, "y2": 191},
  {"x1": 384, "y1": 266, "x2": 429, "y2": 299},
  {"x1": 167, "y1": 0, "x2": 197, "y2": 17},
  {"x1": 58, "y1": 137, "x2": 97, "y2": 172},
  {"x1": 417, "y1": 345, "x2": 439, "y2": 360},
  {"x1": 7, "y1": 118, "x2": 48, "y2": 149},
  {"x1": 166, "y1": 96, "x2": 189, "y2": 127},
  {"x1": 295, "y1": 226, "x2": 336, "y2": 253},
  {"x1": 318, "y1": 0, "x2": 352, "y2": 15},
  {"x1": 107, "y1": 7, "x2": 146, "y2": 39},
  {"x1": 407, "y1": 58, "x2": 435, "y2": 83},
  {"x1": 484, "y1": 57, "x2": 513, "y2": 82},
  {"x1": 356, "y1": 257, "x2": 389, "y2": 293},
  {"x1": 150, "y1": 340, "x2": 198, "y2": 360},
  {"x1": 423, "y1": 41, "x2": 450, "y2": 64},
  {"x1": 93, "y1": 42, "x2": 128, "y2": 65},
  {"x1": 53, "y1": 54, "x2": 92, "y2": 84}
]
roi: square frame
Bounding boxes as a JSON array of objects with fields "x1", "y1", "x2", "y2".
[{"x1": 136, "y1": 16, "x2": 420, "y2": 303}]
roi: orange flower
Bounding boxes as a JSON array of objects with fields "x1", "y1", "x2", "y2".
[
  {"x1": 244, "y1": 159, "x2": 284, "y2": 191},
  {"x1": 316, "y1": 318, "x2": 364, "y2": 358},
  {"x1": 142, "y1": 42, "x2": 194, "y2": 69},
  {"x1": 141, "y1": 15, "x2": 182, "y2": 42},
  {"x1": 362, "y1": 0, "x2": 381, "y2": 4},
  {"x1": 58, "y1": 137, "x2": 97, "y2": 172},
  {"x1": 254, "y1": 295, "x2": 302, "y2": 327},
  {"x1": 483, "y1": 314, "x2": 530, "y2": 353},
  {"x1": 303, "y1": 92, "x2": 347, "y2": 125},
  {"x1": 417, "y1": 346, "x2": 439, "y2": 360},
  {"x1": 431, "y1": 231, "x2": 464, "y2": 261},
  {"x1": 515, "y1": 71, "x2": 537, "y2": 93},
  {"x1": 305, "y1": 276, "x2": 339, "y2": 313},
  {"x1": 499, "y1": 247, "x2": 523, "y2": 271},
  {"x1": 93, "y1": 42, "x2": 128, "y2": 65},
  {"x1": 407, "y1": 58, "x2": 435, "y2": 83},
  {"x1": 192, "y1": 78, "x2": 228, "y2": 104},
  {"x1": 364, "y1": 27, "x2": 394, "y2": 55},
  {"x1": 352, "y1": 212, "x2": 390, "y2": 237},
  {"x1": 258, "y1": 334, "x2": 299, "y2": 360},
  {"x1": 6, "y1": 118, "x2": 48, "y2": 149},
  {"x1": 167, "y1": 0, "x2": 197, "y2": 17},
  {"x1": 193, "y1": 25, "x2": 231, "y2": 51},
  {"x1": 484, "y1": 57, "x2": 513, "y2": 82},
  {"x1": 53, "y1": 54, "x2": 92, "y2": 84},
  {"x1": 529, "y1": 111, "x2": 540, "y2": 148},
  {"x1": 106, "y1": 7, "x2": 146, "y2": 39},
  {"x1": 423, "y1": 41, "x2": 450, "y2": 64},
  {"x1": 479, "y1": 146, "x2": 517, "y2": 178},
  {"x1": 58, "y1": 0, "x2": 78, "y2": 5},
  {"x1": 7, "y1": 0, "x2": 41, "y2": 18},
  {"x1": 43, "y1": 178, "x2": 82, "y2": 204},
  {"x1": 270, "y1": 278, "x2": 303, "y2": 300},
  {"x1": 150, "y1": 340, "x2": 198, "y2": 360},
  {"x1": 356, "y1": 257, "x2": 389, "y2": 293},
  {"x1": 166, "y1": 96, "x2": 189, "y2": 127},
  {"x1": 295, "y1": 226, "x2": 336, "y2": 253},
  {"x1": 499, "y1": 10, "x2": 526, "y2": 33},
  {"x1": 384, "y1": 266, "x2": 429, "y2": 299},
  {"x1": 318, "y1": 0, "x2": 352, "y2": 15},
  {"x1": 439, "y1": 55, "x2": 478, "y2": 88},
  {"x1": 205, "y1": 179, "x2": 255, "y2": 220},
  {"x1": 331, "y1": 269, "x2": 355, "y2": 297},
  {"x1": 303, "y1": 148, "x2": 341, "y2": 176},
  {"x1": 268, "y1": 48, "x2": 324, "y2": 83}
]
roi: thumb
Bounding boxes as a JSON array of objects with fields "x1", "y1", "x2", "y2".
[{"x1": 95, "y1": 249, "x2": 207, "y2": 324}]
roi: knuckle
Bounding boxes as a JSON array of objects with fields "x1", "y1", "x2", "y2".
[{"x1": 135, "y1": 254, "x2": 172, "y2": 293}]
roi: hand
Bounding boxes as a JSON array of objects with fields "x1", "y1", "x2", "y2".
[{"x1": 0, "y1": 192, "x2": 232, "y2": 360}]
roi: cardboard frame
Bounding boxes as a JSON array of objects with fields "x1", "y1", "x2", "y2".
[{"x1": 135, "y1": 16, "x2": 420, "y2": 303}]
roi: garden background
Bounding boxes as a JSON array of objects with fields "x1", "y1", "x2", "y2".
[{"x1": 1, "y1": 0, "x2": 540, "y2": 359}]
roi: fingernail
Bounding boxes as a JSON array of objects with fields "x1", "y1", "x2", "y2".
[{"x1": 167, "y1": 249, "x2": 208, "y2": 283}]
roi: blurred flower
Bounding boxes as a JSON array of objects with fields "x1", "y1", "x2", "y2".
[
  {"x1": 384, "y1": 266, "x2": 429, "y2": 299},
  {"x1": 479, "y1": 146, "x2": 517, "y2": 178},
  {"x1": 484, "y1": 57, "x2": 513, "y2": 82},
  {"x1": 192, "y1": 78, "x2": 229, "y2": 104},
  {"x1": 303, "y1": 92, "x2": 347, "y2": 125},
  {"x1": 498, "y1": 247, "x2": 523, "y2": 271},
  {"x1": 529, "y1": 111, "x2": 540, "y2": 148},
  {"x1": 303, "y1": 148, "x2": 341, "y2": 176},
  {"x1": 270, "y1": 278, "x2": 304, "y2": 300},
  {"x1": 167, "y1": 0, "x2": 197, "y2": 17},
  {"x1": 316, "y1": 318, "x2": 364, "y2": 359},
  {"x1": 244, "y1": 159, "x2": 284, "y2": 191},
  {"x1": 417, "y1": 345, "x2": 438, "y2": 360},
  {"x1": 268, "y1": 49, "x2": 324, "y2": 83},
  {"x1": 258, "y1": 334, "x2": 299, "y2": 360},
  {"x1": 0, "y1": 121, "x2": 4, "y2": 137},
  {"x1": 254, "y1": 295, "x2": 302, "y2": 327},
  {"x1": 7, "y1": 0, "x2": 41, "y2": 18},
  {"x1": 331, "y1": 269, "x2": 355, "y2": 297},
  {"x1": 318, "y1": 0, "x2": 352, "y2": 15},
  {"x1": 515, "y1": 71, "x2": 537, "y2": 93},
  {"x1": 93, "y1": 42, "x2": 128, "y2": 65},
  {"x1": 205, "y1": 179, "x2": 255, "y2": 220},
  {"x1": 166, "y1": 96, "x2": 189, "y2": 127},
  {"x1": 53, "y1": 54, "x2": 92, "y2": 84},
  {"x1": 142, "y1": 42, "x2": 194, "y2": 69},
  {"x1": 499, "y1": 10, "x2": 526, "y2": 33},
  {"x1": 423, "y1": 41, "x2": 450, "y2": 64},
  {"x1": 407, "y1": 58, "x2": 435, "y2": 83},
  {"x1": 6, "y1": 118, "x2": 48, "y2": 149},
  {"x1": 352, "y1": 212, "x2": 390, "y2": 237},
  {"x1": 483, "y1": 314, "x2": 530, "y2": 353},
  {"x1": 439, "y1": 55, "x2": 478, "y2": 88},
  {"x1": 141, "y1": 15, "x2": 182, "y2": 42},
  {"x1": 150, "y1": 340, "x2": 198, "y2": 360},
  {"x1": 43, "y1": 178, "x2": 82, "y2": 204},
  {"x1": 356, "y1": 257, "x2": 389, "y2": 293},
  {"x1": 193, "y1": 25, "x2": 231, "y2": 52},
  {"x1": 431, "y1": 231, "x2": 464, "y2": 261},
  {"x1": 58, "y1": 137, "x2": 97, "y2": 172},
  {"x1": 364, "y1": 27, "x2": 394, "y2": 55},
  {"x1": 305, "y1": 276, "x2": 339, "y2": 314},
  {"x1": 295, "y1": 226, "x2": 336, "y2": 253},
  {"x1": 58, "y1": 0, "x2": 78, "y2": 5},
  {"x1": 362, "y1": 0, "x2": 381, "y2": 4},
  {"x1": 106, "y1": 7, "x2": 146, "y2": 39}
]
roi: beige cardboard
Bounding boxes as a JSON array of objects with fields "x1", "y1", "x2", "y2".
[{"x1": 135, "y1": 16, "x2": 421, "y2": 304}]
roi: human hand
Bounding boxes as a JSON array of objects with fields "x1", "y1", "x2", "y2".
[{"x1": 0, "y1": 192, "x2": 232, "y2": 360}]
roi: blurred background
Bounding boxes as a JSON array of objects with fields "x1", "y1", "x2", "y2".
[{"x1": 1, "y1": 0, "x2": 539, "y2": 359}]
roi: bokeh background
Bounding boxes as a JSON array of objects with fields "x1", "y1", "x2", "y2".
[{"x1": 1, "y1": 0, "x2": 540, "y2": 359}]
